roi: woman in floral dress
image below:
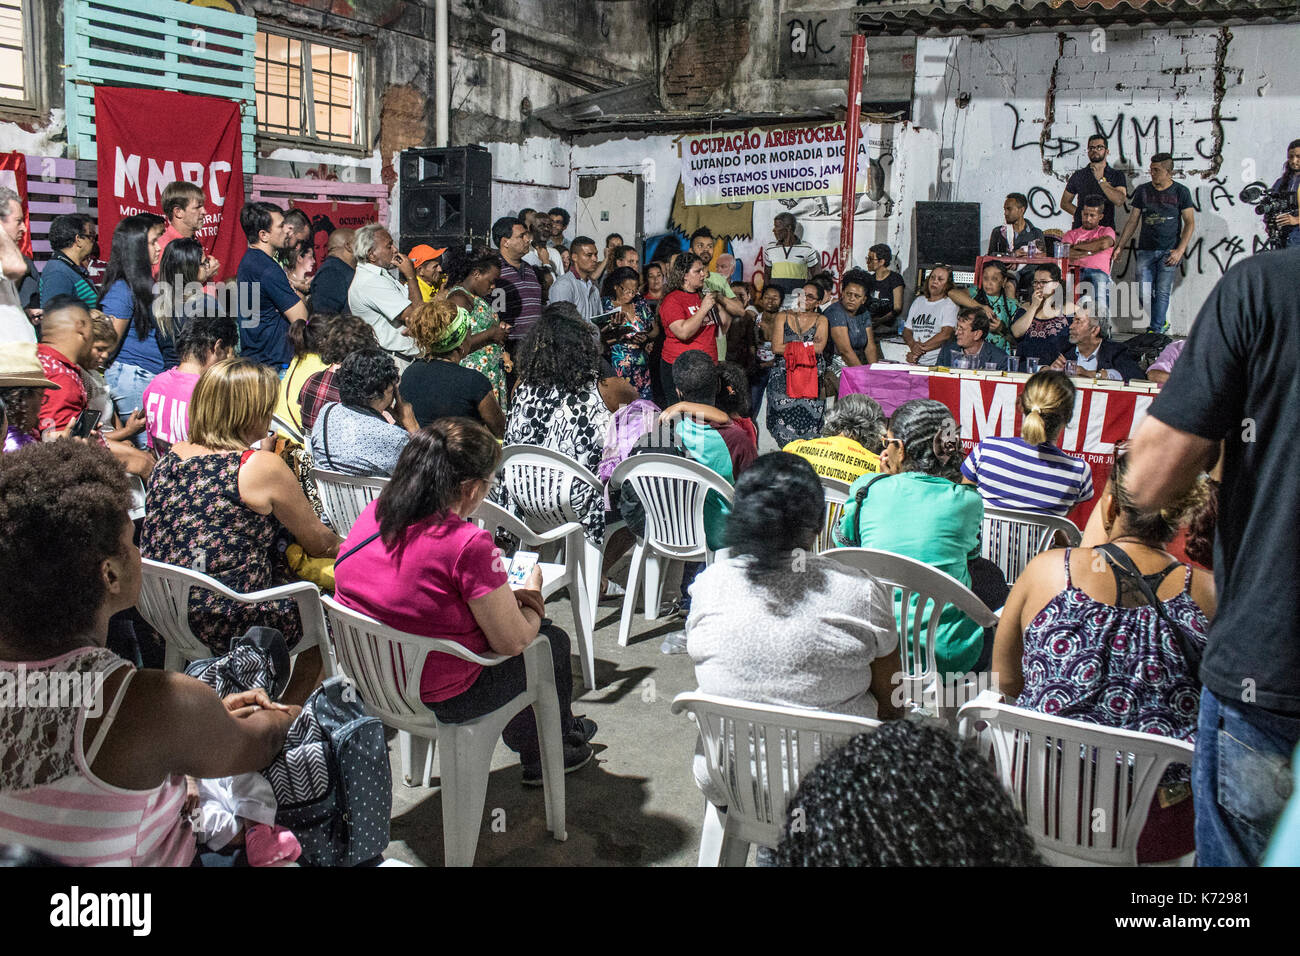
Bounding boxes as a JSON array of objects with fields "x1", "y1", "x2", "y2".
[
  {"x1": 600, "y1": 266, "x2": 658, "y2": 400},
  {"x1": 445, "y1": 251, "x2": 509, "y2": 411}
]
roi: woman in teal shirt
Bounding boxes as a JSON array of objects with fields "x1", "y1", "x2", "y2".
[{"x1": 836, "y1": 399, "x2": 994, "y2": 676}]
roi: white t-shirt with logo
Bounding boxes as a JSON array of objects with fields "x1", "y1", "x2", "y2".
[{"x1": 903, "y1": 296, "x2": 959, "y2": 366}]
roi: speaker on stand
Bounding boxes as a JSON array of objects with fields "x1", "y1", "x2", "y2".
[{"x1": 398, "y1": 145, "x2": 493, "y2": 254}]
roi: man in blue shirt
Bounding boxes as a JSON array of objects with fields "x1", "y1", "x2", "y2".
[
  {"x1": 936, "y1": 308, "x2": 1009, "y2": 370},
  {"x1": 38, "y1": 214, "x2": 99, "y2": 310},
  {"x1": 236, "y1": 202, "x2": 306, "y2": 368}
]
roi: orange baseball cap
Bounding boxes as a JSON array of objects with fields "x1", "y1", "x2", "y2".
[{"x1": 408, "y1": 244, "x2": 447, "y2": 267}]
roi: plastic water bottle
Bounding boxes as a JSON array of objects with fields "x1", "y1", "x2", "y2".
[{"x1": 660, "y1": 630, "x2": 689, "y2": 655}]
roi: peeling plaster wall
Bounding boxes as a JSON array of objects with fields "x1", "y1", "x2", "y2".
[{"x1": 911, "y1": 23, "x2": 1300, "y2": 334}]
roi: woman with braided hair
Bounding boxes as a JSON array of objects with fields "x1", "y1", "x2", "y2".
[
  {"x1": 775, "y1": 721, "x2": 1043, "y2": 866},
  {"x1": 960, "y1": 369, "x2": 1094, "y2": 517},
  {"x1": 836, "y1": 399, "x2": 1006, "y2": 675}
]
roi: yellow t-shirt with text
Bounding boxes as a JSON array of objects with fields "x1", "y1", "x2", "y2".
[{"x1": 783, "y1": 435, "x2": 881, "y2": 484}]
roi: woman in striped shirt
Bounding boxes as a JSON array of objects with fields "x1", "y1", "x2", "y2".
[
  {"x1": 0, "y1": 442, "x2": 296, "y2": 866},
  {"x1": 960, "y1": 370, "x2": 1094, "y2": 517}
]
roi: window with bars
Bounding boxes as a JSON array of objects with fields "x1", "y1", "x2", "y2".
[
  {"x1": 0, "y1": 0, "x2": 36, "y2": 108},
  {"x1": 255, "y1": 28, "x2": 362, "y2": 146}
]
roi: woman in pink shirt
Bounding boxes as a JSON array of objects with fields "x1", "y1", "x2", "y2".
[
  {"x1": 141, "y1": 314, "x2": 237, "y2": 454},
  {"x1": 333, "y1": 418, "x2": 599, "y2": 785},
  {"x1": 0, "y1": 442, "x2": 296, "y2": 866}
]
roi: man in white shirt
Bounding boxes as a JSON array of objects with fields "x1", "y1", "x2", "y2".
[
  {"x1": 762, "y1": 212, "x2": 822, "y2": 307},
  {"x1": 0, "y1": 187, "x2": 34, "y2": 344},
  {"x1": 548, "y1": 236, "x2": 602, "y2": 321},
  {"x1": 347, "y1": 224, "x2": 422, "y2": 362}
]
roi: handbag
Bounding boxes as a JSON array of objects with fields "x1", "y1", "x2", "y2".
[
  {"x1": 1094, "y1": 543, "x2": 1202, "y2": 683},
  {"x1": 784, "y1": 340, "x2": 819, "y2": 399}
]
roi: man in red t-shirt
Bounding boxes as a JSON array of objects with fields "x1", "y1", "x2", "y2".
[{"x1": 155, "y1": 181, "x2": 220, "y2": 282}]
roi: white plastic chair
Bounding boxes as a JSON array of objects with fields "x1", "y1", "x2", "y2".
[
  {"x1": 957, "y1": 690, "x2": 1196, "y2": 866},
  {"x1": 470, "y1": 498, "x2": 599, "y2": 690},
  {"x1": 821, "y1": 547, "x2": 998, "y2": 727},
  {"x1": 817, "y1": 476, "x2": 851, "y2": 553},
  {"x1": 981, "y1": 507, "x2": 1081, "y2": 584},
  {"x1": 608, "y1": 454, "x2": 735, "y2": 647},
  {"x1": 671, "y1": 692, "x2": 881, "y2": 866},
  {"x1": 311, "y1": 467, "x2": 388, "y2": 537},
  {"x1": 320, "y1": 594, "x2": 568, "y2": 868},
  {"x1": 137, "y1": 558, "x2": 328, "y2": 674},
  {"x1": 126, "y1": 474, "x2": 147, "y2": 522}
]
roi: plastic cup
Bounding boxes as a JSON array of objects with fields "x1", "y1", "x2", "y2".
[
  {"x1": 1025, "y1": 357, "x2": 1042, "y2": 373},
  {"x1": 985, "y1": 362, "x2": 999, "y2": 371},
  {"x1": 1006, "y1": 356, "x2": 1021, "y2": 373}
]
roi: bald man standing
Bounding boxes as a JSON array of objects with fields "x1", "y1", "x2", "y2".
[{"x1": 309, "y1": 227, "x2": 357, "y2": 314}]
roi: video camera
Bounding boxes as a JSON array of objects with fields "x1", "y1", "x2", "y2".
[{"x1": 1240, "y1": 183, "x2": 1298, "y2": 251}]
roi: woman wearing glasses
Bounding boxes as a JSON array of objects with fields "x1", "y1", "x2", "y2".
[{"x1": 1010, "y1": 263, "x2": 1077, "y2": 367}]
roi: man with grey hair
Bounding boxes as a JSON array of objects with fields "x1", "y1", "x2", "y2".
[
  {"x1": 347, "y1": 223, "x2": 421, "y2": 361},
  {"x1": 0, "y1": 185, "x2": 36, "y2": 343},
  {"x1": 1052, "y1": 306, "x2": 1143, "y2": 382},
  {"x1": 783, "y1": 392, "x2": 886, "y2": 483},
  {"x1": 761, "y1": 211, "x2": 821, "y2": 305}
]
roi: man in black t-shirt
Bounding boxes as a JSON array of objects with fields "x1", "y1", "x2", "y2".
[
  {"x1": 1115, "y1": 153, "x2": 1195, "y2": 335},
  {"x1": 1060, "y1": 134, "x2": 1128, "y2": 230},
  {"x1": 1126, "y1": 246, "x2": 1300, "y2": 866}
]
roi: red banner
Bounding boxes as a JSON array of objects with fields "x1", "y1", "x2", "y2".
[
  {"x1": 0, "y1": 152, "x2": 31, "y2": 257},
  {"x1": 94, "y1": 87, "x2": 245, "y2": 282},
  {"x1": 843, "y1": 368, "x2": 1157, "y2": 525},
  {"x1": 291, "y1": 200, "x2": 379, "y2": 268}
]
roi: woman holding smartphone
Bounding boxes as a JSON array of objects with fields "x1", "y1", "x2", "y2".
[
  {"x1": 332, "y1": 419, "x2": 599, "y2": 785},
  {"x1": 599, "y1": 266, "x2": 658, "y2": 400}
]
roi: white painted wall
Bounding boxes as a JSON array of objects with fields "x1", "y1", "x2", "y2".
[{"x1": 910, "y1": 23, "x2": 1300, "y2": 333}]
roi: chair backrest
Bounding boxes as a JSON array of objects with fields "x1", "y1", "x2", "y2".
[
  {"x1": 816, "y1": 476, "x2": 851, "y2": 553},
  {"x1": 126, "y1": 474, "x2": 147, "y2": 523},
  {"x1": 272, "y1": 413, "x2": 304, "y2": 446},
  {"x1": 609, "y1": 453, "x2": 734, "y2": 560},
  {"x1": 981, "y1": 507, "x2": 1081, "y2": 584},
  {"x1": 957, "y1": 692, "x2": 1195, "y2": 866},
  {"x1": 320, "y1": 594, "x2": 505, "y2": 736},
  {"x1": 312, "y1": 468, "x2": 389, "y2": 537},
  {"x1": 671, "y1": 692, "x2": 881, "y2": 850},
  {"x1": 498, "y1": 444, "x2": 601, "y2": 535},
  {"x1": 821, "y1": 547, "x2": 998, "y2": 712},
  {"x1": 137, "y1": 558, "x2": 327, "y2": 668}
]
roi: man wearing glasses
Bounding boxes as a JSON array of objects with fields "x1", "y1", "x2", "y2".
[
  {"x1": 1060, "y1": 134, "x2": 1128, "y2": 230},
  {"x1": 38, "y1": 214, "x2": 99, "y2": 310}
]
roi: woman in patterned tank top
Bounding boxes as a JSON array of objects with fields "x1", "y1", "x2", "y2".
[{"x1": 0, "y1": 442, "x2": 298, "y2": 866}]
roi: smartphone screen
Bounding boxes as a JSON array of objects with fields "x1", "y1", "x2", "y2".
[
  {"x1": 70, "y1": 408, "x2": 102, "y2": 439},
  {"x1": 507, "y1": 551, "x2": 540, "y2": 587}
]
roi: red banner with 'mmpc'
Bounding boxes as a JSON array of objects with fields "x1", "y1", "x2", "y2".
[{"x1": 95, "y1": 87, "x2": 245, "y2": 282}]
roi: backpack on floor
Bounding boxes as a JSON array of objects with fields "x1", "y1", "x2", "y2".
[{"x1": 269, "y1": 676, "x2": 393, "y2": 867}]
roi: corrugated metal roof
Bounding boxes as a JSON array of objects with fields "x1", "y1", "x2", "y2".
[{"x1": 854, "y1": 0, "x2": 1300, "y2": 35}]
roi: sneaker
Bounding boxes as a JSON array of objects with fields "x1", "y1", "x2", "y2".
[
  {"x1": 599, "y1": 579, "x2": 627, "y2": 604},
  {"x1": 521, "y1": 742, "x2": 593, "y2": 786},
  {"x1": 568, "y1": 715, "x2": 598, "y2": 743}
]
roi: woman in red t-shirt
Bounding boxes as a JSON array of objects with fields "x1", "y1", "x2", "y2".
[{"x1": 656, "y1": 252, "x2": 729, "y2": 400}]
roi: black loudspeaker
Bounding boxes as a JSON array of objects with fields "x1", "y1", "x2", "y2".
[
  {"x1": 915, "y1": 201, "x2": 981, "y2": 268},
  {"x1": 399, "y1": 145, "x2": 492, "y2": 248}
]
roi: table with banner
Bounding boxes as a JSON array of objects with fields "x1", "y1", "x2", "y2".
[{"x1": 838, "y1": 363, "x2": 1161, "y2": 525}]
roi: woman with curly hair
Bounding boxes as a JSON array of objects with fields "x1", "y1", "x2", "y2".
[
  {"x1": 443, "y1": 250, "x2": 509, "y2": 409},
  {"x1": 599, "y1": 265, "x2": 658, "y2": 400},
  {"x1": 657, "y1": 252, "x2": 729, "y2": 401},
  {"x1": 775, "y1": 722, "x2": 1043, "y2": 866},
  {"x1": 400, "y1": 299, "x2": 505, "y2": 436},
  {"x1": 496, "y1": 303, "x2": 612, "y2": 545},
  {"x1": 993, "y1": 449, "x2": 1214, "y2": 863},
  {"x1": 296, "y1": 314, "x2": 379, "y2": 431},
  {"x1": 311, "y1": 346, "x2": 419, "y2": 477},
  {"x1": 0, "y1": 441, "x2": 297, "y2": 866},
  {"x1": 837, "y1": 399, "x2": 1001, "y2": 676}
]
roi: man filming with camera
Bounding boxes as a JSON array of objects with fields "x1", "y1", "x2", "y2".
[{"x1": 1271, "y1": 139, "x2": 1300, "y2": 249}]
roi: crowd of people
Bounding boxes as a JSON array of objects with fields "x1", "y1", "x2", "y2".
[{"x1": 0, "y1": 142, "x2": 1297, "y2": 870}]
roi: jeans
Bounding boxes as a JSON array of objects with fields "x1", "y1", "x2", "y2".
[
  {"x1": 1286, "y1": 228, "x2": 1300, "y2": 249},
  {"x1": 1194, "y1": 687, "x2": 1300, "y2": 866},
  {"x1": 427, "y1": 622, "x2": 580, "y2": 766},
  {"x1": 1078, "y1": 268, "x2": 1112, "y2": 320},
  {"x1": 1134, "y1": 248, "x2": 1178, "y2": 334},
  {"x1": 104, "y1": 361, "x2": 156, "y2": 449}
]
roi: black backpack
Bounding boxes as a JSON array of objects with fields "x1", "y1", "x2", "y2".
[{"x1": 1122, "y1": 331, "x2": 1172, "y2": 373}]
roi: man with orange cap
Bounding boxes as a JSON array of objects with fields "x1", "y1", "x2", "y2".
[{"x1": 408, "y1": 243, "x2": 447, "y2": 301}]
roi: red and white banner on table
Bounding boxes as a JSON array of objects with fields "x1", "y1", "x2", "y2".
[
  {"x1": 841, "y1": 366, "x2": 1156, "y2": 525},
  {"x1": 94, "y1": 87, "x2": 245, "y2": 282}
]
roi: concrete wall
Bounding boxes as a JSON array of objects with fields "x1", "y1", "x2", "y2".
[{"x1": 907, "y1": 23, "x2": 1299, "y2": 333}]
